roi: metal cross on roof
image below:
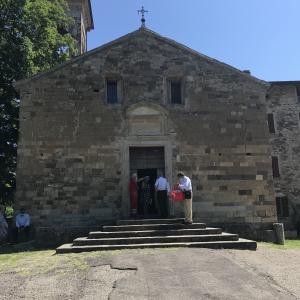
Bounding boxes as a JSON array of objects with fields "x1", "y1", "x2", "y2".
[{"x1": 138, "y1": 6, "x2": 148, "y2": 28}]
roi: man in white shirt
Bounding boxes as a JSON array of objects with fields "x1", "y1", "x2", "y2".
[
  {"x1": 16, "y1": 208, "x2": 30, "y2": 239},
  {"x1": 177, "y1": 172, "x2": 193, "y2": 224},
  {"x1": 155, "y1": 171, "x2": 170, "y2": 218}
]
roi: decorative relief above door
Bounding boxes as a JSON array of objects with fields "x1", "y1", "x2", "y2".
[{"x1": 126, "y1": 104, "x2": 167, "y2": 136}]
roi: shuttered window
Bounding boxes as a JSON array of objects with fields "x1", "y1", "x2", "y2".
[
  {"x1": 170, "y1": 81, "x2": 182, "y2": 104},
  {"x1": 107, "y1": 80, "x2": 118, "y2": 104},
  {"x1": 272, "y1": 156, "x2": 280, "y2": 178},
  {"x1": 268, "y1": 113, "x2": 275, "y2": 133}
]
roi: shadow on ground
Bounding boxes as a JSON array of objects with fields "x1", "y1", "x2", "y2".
[{"x1": 0, "y1": 240, "x2": 54, "y2": 255}]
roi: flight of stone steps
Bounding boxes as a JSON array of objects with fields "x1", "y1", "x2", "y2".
[{"x1": 56, "y1": 218, "x2": 257, "y2": 253}]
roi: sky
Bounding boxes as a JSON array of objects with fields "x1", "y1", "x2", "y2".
[{"x1": 88, "y1": 0, "x2": 300, "y2": 82}]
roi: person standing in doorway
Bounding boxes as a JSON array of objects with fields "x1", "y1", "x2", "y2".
[
  {"x1": 129, "y1": 173, "x2": 139, "y2": 217},
  {"x1": 140, "y1": 176, "x2": 152, "y2": 216},
  {"x1": 177, "y1": 172, "x2": 193, "y2": 224},
  {"x1": 155, "y1": 171, "x2": 170, "y2": 218}
]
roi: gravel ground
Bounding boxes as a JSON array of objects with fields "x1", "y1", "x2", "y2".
[{"x1": 0, "y1": 246, "x2": 299, "y2": 300}]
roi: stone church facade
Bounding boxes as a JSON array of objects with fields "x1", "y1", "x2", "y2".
[{"x1": 14, "y1": 2, "x2": 300, "y2": 243}]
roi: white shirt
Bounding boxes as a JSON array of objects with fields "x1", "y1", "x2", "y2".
[
  {"x1": 155, "y1": 177, "x2": 170, "y2": 192},
  {"x1": 16, "y1": 213, "x2": 30, "y2": 228},
  {"x1": 178, "y1": 176, "x2": 192, "y2": 191}
]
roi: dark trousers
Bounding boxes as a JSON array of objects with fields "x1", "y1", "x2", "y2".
[
  {"x1": 157, "y1": 190, "x2": 168, "y2": 218},
  {"x1": 15, "y1": 226, "x2": 30, "y2": 242}
]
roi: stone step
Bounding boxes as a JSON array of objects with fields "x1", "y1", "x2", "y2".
[
  {"x1": 116, "y1": 218, "x2": 185, "y2": 225},
  {"x1": 103, "y1": 223, "x2": 206, "y2": 232},
  {"x1": 56, "y1": 238, "x2": 257, "y2": 254},
  {"x1": 73, "y1": 233, "x2": 239, "y2": 246},
  {"x1": 89, "y1": 227, "x2": 222, "y2": 239}
]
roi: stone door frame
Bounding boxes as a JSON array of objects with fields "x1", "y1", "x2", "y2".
[{"x1": 121, "y1": 138, "x2": 173, "y2": 218}]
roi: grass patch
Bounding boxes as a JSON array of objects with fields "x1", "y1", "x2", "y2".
[
  {"x1": 259, "y1": 239, "x2": 300, "y2": 250},
  {"x1": 0, "y1": 245, "x2": 175, "y2": 276},
  {"x1": 0, "y1": 249, "x2": 91, "y2": 276}
]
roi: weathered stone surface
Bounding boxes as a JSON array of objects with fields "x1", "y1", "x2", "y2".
[
  {"x1": 267, "y1": 82, "x2": 300, "y2": 231},
  {"x1": 67, "y1": 0, "x2": 93, "y2": 54},
  {"x1": 15, "y1": 28, "x2": 277, "y2": 243}
]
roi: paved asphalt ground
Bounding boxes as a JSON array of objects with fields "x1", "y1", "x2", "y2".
[{"x1": 0, "y1": 247, "x2": 299, "y2": 299}]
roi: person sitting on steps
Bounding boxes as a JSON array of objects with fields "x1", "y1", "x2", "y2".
[{"x1": 15, "y1": 207, "x2": 30, "y2": 241}]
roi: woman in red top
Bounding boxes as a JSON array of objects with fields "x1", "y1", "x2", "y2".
[{"x1": 129, "y1": 173, "x2": 147, "y2": 217}]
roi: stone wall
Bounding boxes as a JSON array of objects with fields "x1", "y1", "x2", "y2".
[
  {"x1": 16, "y1": 28, "x2": 277, "y2": 243},
  {"x1": 267, "y1": 83, "x2": 300, "y2": 231},
  {"x1": 67, "y1": 0, "x2": 93, "y2": 54}
]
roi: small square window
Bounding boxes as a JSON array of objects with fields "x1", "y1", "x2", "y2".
[
  {"x1": 170, "y1": 81, "x2": 182, "y2": 104},
  {"x1": 106, "y1": 80, "x2": 118, "y2": 104}
]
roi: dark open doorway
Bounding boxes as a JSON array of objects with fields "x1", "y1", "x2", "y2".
[
  {"x1": 129, "y1": 147, "x2": 165, "y2": 217},
  {"x1": 137, "y1": 168, "x2": 157, "y2": 215}
]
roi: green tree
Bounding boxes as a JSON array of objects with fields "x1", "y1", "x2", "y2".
[{"x1": 0, "y1": 0, "x2": 76, "y2": 204}]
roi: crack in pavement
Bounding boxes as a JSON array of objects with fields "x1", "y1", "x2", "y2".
[
  {"x1": 107, "y1": 265, "x2": 137, "y2": 300},
  {"x1": 1, "y1": 248, "x2": 299, "y2": 299}
]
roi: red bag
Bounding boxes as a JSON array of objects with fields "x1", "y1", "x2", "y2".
[{"x1": 170, "y1": 189, "x2": 185, "y2": 202}]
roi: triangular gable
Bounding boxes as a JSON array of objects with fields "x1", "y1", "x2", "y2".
[{"x1": 14, "y1": 27, "x2": 268, "y2": 90}]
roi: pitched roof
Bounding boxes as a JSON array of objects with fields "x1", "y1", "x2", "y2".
[{"x1": 14, "y1": 27, "x2": 268, "y2": 90}]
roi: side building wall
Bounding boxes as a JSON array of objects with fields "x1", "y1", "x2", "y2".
[{"x1": 267, "y1": 83, "x2": 300, "y2": 233}]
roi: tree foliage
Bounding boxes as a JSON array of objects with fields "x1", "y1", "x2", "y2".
[
  {"x1": 0, "y1": 0, "x2": 77, "y2": 204},
  {"x1": 23, "y1": 0, "x2": 77, "y2": 74}
]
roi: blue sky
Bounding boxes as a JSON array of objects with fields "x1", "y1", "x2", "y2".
[{"x1": 88, "y1": 0, "x2": 300, "y2": 82}]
